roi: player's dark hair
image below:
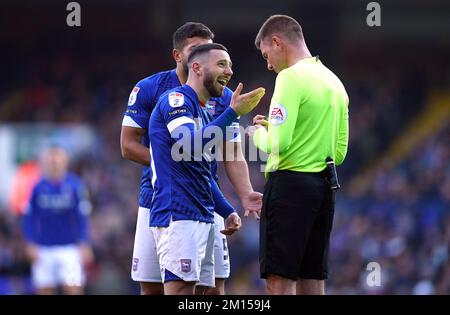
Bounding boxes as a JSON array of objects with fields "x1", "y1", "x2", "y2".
[
  {"x1": 173, "y1": 22, "x2": 215, "y2": 50},
  {"x1": 255, "y1": 15, "x2": 304, "y2": 50},
  {"x1": 187, "y1": 43, "x2": 228, "y2": 64}
]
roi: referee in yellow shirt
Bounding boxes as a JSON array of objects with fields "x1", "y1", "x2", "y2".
[{"x1": 249, "y1": 15, "x2": 349, "y2": 295}]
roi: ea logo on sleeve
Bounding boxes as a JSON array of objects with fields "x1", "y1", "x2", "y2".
[
  {"x1": 169, "y1": 92, "x2": 185, "y2": 107},
  {"x1": 128, "y1": 86, "x2": 140, "y2": 106},
  {"x1": 269, "y1": 104, "x2": 287, "y2": 125}
]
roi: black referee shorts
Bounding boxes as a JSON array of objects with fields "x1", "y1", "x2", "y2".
[{"x1": 260, "y1": 170, "x2": 335, "y2": 281}]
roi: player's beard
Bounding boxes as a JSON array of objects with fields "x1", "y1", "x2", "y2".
[
  {"x1": 181, "y1": 60, "x2": 189, "y2": 78},
  {"x1": 203, "y1": 71, "x2": 222, "y2": 97}
]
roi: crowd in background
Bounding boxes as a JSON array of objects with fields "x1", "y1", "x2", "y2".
[{"x1": 1, "y1": 35, "x2": 449, "y2": 294}]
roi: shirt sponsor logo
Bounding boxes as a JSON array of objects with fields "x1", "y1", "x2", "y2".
[
  {"x1": 168, "y1": 108, "x2": 187, "y2": 116},
  {"x1": 180, "y1": 259, "x2": 191, "y2": 273},
  {"x1": 269, "y1": 104, "x2": 287, "y2": 125},
  {"x1": 126, "y1": 109, "x2": 138, "y2": 114},
  {"x1": 128, "y1": 86, "x2": 140, "y2": 106},
  {"x1": 169, "y1": 92, "x2": 185, "y2": 107},
  {"x1": 37, "y1": 192, "x2": 73, "y2": 211}
]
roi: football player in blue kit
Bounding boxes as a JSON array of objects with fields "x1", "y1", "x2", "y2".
[
  {"x1": 120, "y1": 23, "x2": 262, "y2": 295},
  {"x1": 23, "y1": 144, "x2": 93, "y2": 295},
  {"x1": 149, "y1": 43, "x2": 265, "y2": 295}
]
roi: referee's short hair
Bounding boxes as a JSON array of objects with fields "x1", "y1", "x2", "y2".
[
  {"x1": 173, "y1": 22, "x2": 215, "y2": 50},
  {"x1": 187, "y1": 43, "x2": 228, "y2": 64},
  {"x1": 255, "y1": 15, "x2": 304, "y2": 50}
]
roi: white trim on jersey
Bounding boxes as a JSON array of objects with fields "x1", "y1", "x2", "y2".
[
  {"x1": 122, "y1": 116, "x2": 142, "y2": 128},
  {"x1": 167, "y1": 116, "x2": 195, "y2": 133},
  {"x1": 149, "y1": 143, "x2": 157, "y2": 187},
  {"x1": 228, "y1": 132, "x2": 242, "y2": 143}
]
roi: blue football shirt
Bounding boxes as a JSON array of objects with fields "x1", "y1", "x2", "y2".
[
  {"x1": 149, "y1": 84, "x2": 238, "y2": 226},
  {"x1": 23, "y1": 173, "x2": 91, "y2": 246}
]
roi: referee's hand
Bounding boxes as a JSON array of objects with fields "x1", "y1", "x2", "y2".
[
  {"x1": 221, "y1": 212, "x2": 242, "y2": 236},
  {"x1": 252, "y1": 114, "x2": 268, "y2": 127}
]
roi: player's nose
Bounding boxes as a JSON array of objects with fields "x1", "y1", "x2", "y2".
[{"x1": 224, "y1": 66, "x2": 233, "y2": 76}]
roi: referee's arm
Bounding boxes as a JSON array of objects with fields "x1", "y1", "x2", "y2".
[
  {"x1": 253, "y1": 71, "x2": 300, "y2": 153},
  {"x1": 335, "y1": 95, "x2": 349, "y2": 165}
]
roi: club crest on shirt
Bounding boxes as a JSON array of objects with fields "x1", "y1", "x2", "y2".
[
  {"x1": 180, "y1": 259, "x2": 191, "y2": 273},
  {"x1": 206, "y1": 100, "x2": 216, "y2": 115},
  {"x1": 269, "y1": 104, "x2": 287, "y2": 125},
  {"x1": 169, "y1": 92, "x2": 185, "y2": 107},
  {"x1": 128, "y1": 87, "x2": 140, "y2": 106},
  {"x1": 132, "y1": 258, "x2": 139, "y2": 272}
]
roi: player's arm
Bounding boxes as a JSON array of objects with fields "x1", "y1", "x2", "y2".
[
  {"x1": 74, "y1": 181, "x2": 91, "y2": 243},
  {"x1": 120, "y1": 126, "x2": 150, "y2": 166},
  {"x1": 74, "y1": 180, "x2": 94, "y2": 266},
  {"x1": 252, "y1": 71, "x2": 301, "y2": 154},
  {"x1": 211, "y1": 178, "x2": 241, "y2": 236},
  {"x1": 120, "y1": 82, "x2": 154, "y2": 166},
  {"x1": 213, "y1": 86, "x2": 262, "y2": 219},
  {"x1": 222, "y1": 140, "x2": 262, "y2": 219},
  {"x1": 335, "y1": 95, "x2": 349, "y2": 165}
]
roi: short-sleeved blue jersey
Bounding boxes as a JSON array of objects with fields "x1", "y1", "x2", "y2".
[
  {"x1": 23, "y1": 173, "x2": 91, "y2": 246},
  {"x1": 122, "y1": 69, "x2": 237, "y2": 209},
  {"x1": 149, "y1": 84, "x2": 238, "y2": 226}
]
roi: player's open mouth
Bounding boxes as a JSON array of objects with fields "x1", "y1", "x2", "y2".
[{"x1": 217, "y1": 78, "x2": 228, "y2": 87}]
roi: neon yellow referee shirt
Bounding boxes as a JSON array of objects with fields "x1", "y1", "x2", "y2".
[{"x1": 253, "y1": 56, "x2": 349, "y2": 176}]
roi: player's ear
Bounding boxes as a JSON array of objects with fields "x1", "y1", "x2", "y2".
[
  {"x1": 173, "y1": 48, "x2": 182, "y2": 63},
  {"x1": 192, "y1": 61, "x2": 202, "y2": 76}
]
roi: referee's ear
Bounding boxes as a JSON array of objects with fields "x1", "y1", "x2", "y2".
[{"x1": 271, "y1": 35, "x2": 283, "y2": 48}]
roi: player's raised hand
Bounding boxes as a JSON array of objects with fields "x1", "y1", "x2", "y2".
[
  {"x1": 230, "y1": 83, "x2": 265, "y2": 116},
  {"x1": 242, "y1": 191, "x2": 263, "y2": 220},
  {"x1": 221, "y1": 212, "x2": 242, "y2": 236}
]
